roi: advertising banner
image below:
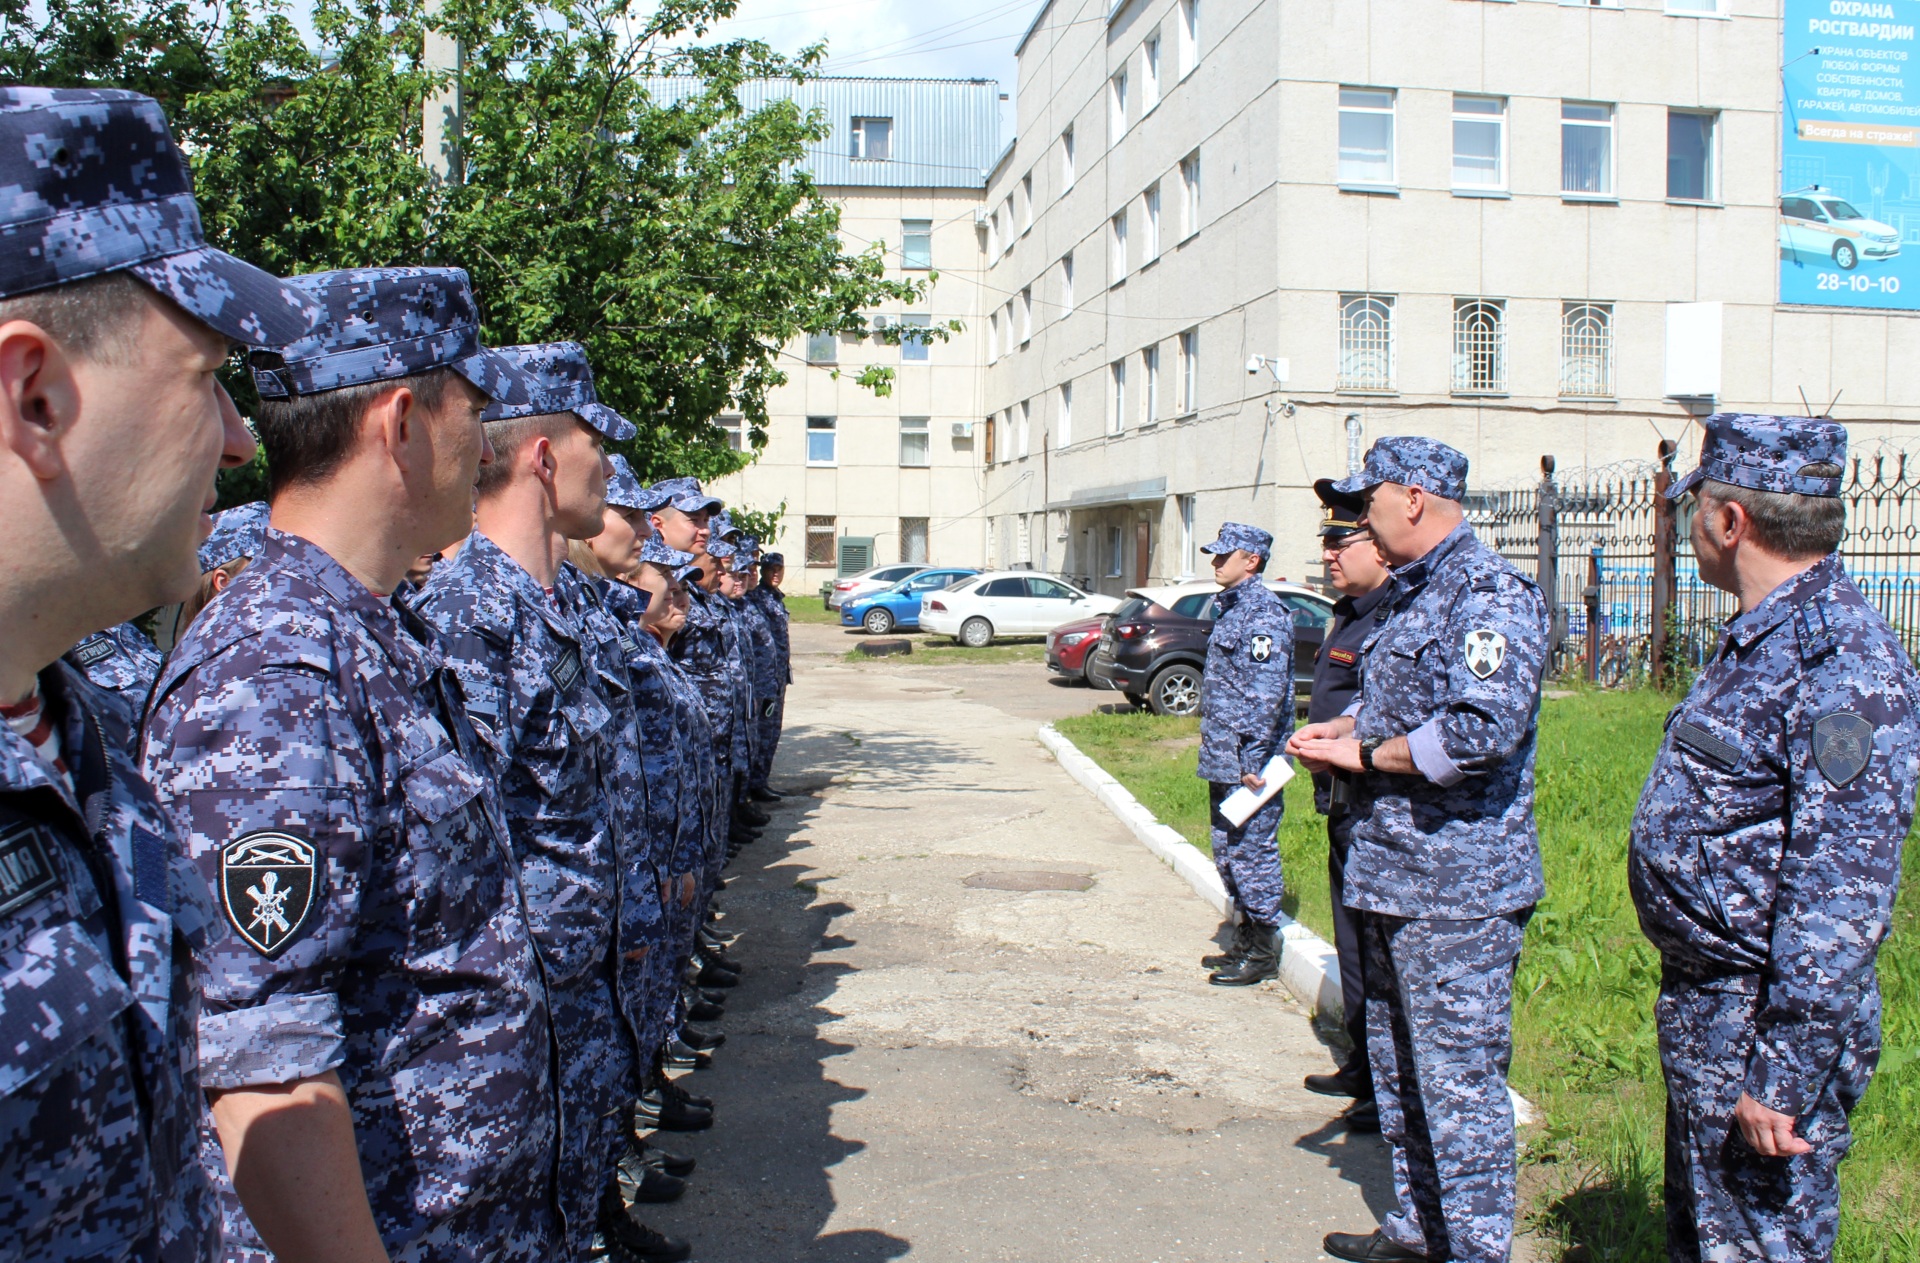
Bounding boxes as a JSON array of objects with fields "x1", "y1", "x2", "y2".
[{"x1": 1780, "y1": 0, "x2": 1920, "y2": 309}]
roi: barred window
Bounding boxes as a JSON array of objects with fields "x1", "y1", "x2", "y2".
[
  {"x1": 1452, "y1": 299, "x2": 1507, "y2": 395},
  {"x1": 1561, "y1": 303, "x2": 1613, "y2": 398},
  {"x1": 1337, "y1": 294, "x2": 1394, "y2": 392},
  {"x1": 900, "y1": 517, "x2": 929, "y2": 564},
  {"x1": 805, "y1": 516, "x2": 836, "y2": 566}
]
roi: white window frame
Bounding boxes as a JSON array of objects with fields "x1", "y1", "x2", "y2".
[
  {"x1": 1021, "y1": 172, "x2": 1034, "y2": 233},
  {"x1": 1561, "y1": 102, "x2": 1615, "y2": 197},
  {"x1": 1178, "y1": 0, "x2": 1199, "y2": 79},
  {"x1": 1061, "y1": 251, "x2": 1075, "y2": 315},
  {"x1": 1178, "y1": 328, "x2": 1198, "y2": 414},
  {"x1": 1017, "y1": 399, "x2": 1032, "y2": 458},
  {"x1": 1338, "y1": 88, "x2": 1396, "y2": 188},
  {"x1": 899, "y1": 312, "x2": 930, "y2": 363},
  {"x1": 1451, "y1": 299, "x2": 1509, "y2": 396},
  {"x1": 899, "y1": 416, "x2": 931, "y2": 467},
  {"x1": 850, "y1": 117, "x2": 891, "y2": 161},
  {"x1": 806, "y1": 414, "x2": 838, "y2": 466},
  {"x1": 900, "y1": 218, "x2": 933, "y2": 270},
  {"x1": 1143, "y1": 181, "x2": 1161, "y2": 262},
  {"x1": 1143, "y1": 344, "x2": 1160, "y2": 424},
  {"x1": 1178, "y1": 494, "x2": 1197, "y2": 576},
  {"x1": 1107, "y1": 525, "x2": 1124, "y2": 577},
  {"x1": 1560, "y1": 302, "x2": 1614, "y2": 398},
  {"x1": 1058, "y1": 381, "x2": 1073, "y2": 447},
  {"x1": 1109, "y1": 359, "x2": 1127, "y2": 435},
  {"x1": 1179, "y1": 150, "x2": 1200, "y2": 239},
  {"x1": 806, "y1": 330, "x2": 837, "y2": 364},
  {"x1": 1451, "y1": 95, "x2": 1506, "y2": 192},
  {"x1": 1110, "y1": 210, "x2": 1129, "y2": 284},
  {"x1": 1143, "y1": 35, "x2": 1162, "y2": 112},
  {"x1": 1667, "y1": 109, "x2": 1718, "y2": 203},
  {"x1": 1110, "y1": 69, "x2": 1129, "y2": 143},
  {"x1": 715, "y1": 414, "x2": 743, "y2": 451},
  {"x1": 987, "y1": 311, "x2": 1000, "y2": 364},
  {"x1": 1666, "y1": 0, "x2": 1721, "y2": 15},
  {"x1": 1061, "y1": 125, "x2": 1075, "y2": 192},
  {"x1": 999, "y1": 195, "x2": 1014, "y2": 258},
  {"x1": 1337, "y1": 293, "x2": 1395, "y2": 392},
  {"x1": 1019, "y1": 287, "x2": 1032, "y2": 344}
]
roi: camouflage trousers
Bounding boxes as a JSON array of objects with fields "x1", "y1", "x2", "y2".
[
  {"x1": 549, "y1": 972, "x2": 638, "y2": 1256},
  {"x1": 1207, "y1": 781, "x2": 1286, "y2": 926},
  {"x1": 1365, "y1": 911, "x2": 1527, "y2": 1263},
  {"x1": 751, "y1": 687, "x2": 785, "y2": 792},
  {"x1": 1656, "y1": 969, "x2": 1877, "y2": 1263}
]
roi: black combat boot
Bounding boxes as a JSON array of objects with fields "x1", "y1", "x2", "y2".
[
  {"x1": 598, "y1": 1183, "x2": 693, "y2": 1263},
  {"x1": 1208, "y1": 923, "x2": 1279, "y2": 986},
  {"x1": 1200, "y1": 919, "x2": 1254, "y2": 969}
]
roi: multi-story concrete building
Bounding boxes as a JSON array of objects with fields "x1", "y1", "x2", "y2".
[
  {"x1": 981, "y1": 0, "x2": 1920, "y2": 590},
  {"x1": 705, "y1": 77, "x2": 1001, "y2": 590}
]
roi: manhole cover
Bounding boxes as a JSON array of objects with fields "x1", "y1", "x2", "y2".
[{"x1": 963, "y1": 870, "x2": 1094, "y2": 892}]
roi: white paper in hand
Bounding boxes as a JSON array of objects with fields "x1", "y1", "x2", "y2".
[{"x1": 1217, "y1": 755, "x2": 1295, "y2": 828}]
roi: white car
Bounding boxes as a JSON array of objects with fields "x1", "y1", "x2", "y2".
[
  {"x1": 919, "y1": 570, "x2": 1122, "y2": 646},
  {"x1": 827, "y1": 563, "x2": 926, "y2": 610}
]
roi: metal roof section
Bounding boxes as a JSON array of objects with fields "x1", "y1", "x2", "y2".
[
  {"x1": 1049, "y1": 477, "x2": 1169, "y2": 510},
  {"x1": 649, "y1": 76, "x2": 1001, "y2": 189}
]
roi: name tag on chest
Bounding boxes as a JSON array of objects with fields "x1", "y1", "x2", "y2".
[
  {"x1": 549, "y1": 647, "x2": 583, "y2": 692},
  {"x1": 1671, "y1": 720, "x2": 1743, "y2": 771},
  {"x1": 0, "y1": 821, "x2": 61, "y2": 917}
]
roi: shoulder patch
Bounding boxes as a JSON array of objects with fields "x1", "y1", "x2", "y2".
[
  {"x1": 219, "y1": 831, "x2": 320, "y2": 959},
  {"x1": 1250, "y1": 634, "x2": 1274, "y2": 663},
  {"x1": 549, "y1": 646, "x2": 583, "y2": 693},
  {"x1": 70, "y1": 635, "x2": 117, "y2": 668},
  {"x1": 1463, "y1": 628, "x2": 1507, "y2": 679},
  {"x1": 0, "y1": 820, "x2": 61, "y2": 917},
  {"x1": 1812, "y1": 711, "x2": 1874, "y2": 787}
]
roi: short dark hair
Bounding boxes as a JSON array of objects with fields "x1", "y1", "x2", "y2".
[
  {"x1": 1701, "y1": 463, "x2": 1846, "y2": 559},
  {"x1": 256, "y1": 368, "x2": 456, "y2": 499},
  {"x1": 474, "y1": 412, "x2": 581, "y2": 499},
  {"x1": 0, "y1": 271, "x2": 147, "y2": 364},
  {"x1": 1250, "y1": 552, "x2": 1269, "y2": 574}
]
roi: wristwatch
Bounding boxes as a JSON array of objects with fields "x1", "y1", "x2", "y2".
[{"x1": 1359, "y1": 735, "x2": 1388, "y2": 772}]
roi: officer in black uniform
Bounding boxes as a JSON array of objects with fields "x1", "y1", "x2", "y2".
[{"x1": 1301, "y1": 479, "x2": 1393, "y2": 1133}]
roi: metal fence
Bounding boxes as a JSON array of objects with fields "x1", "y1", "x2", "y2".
[{"x1": 1464, "y1": 440, "x2": 1920, "y2": 686}]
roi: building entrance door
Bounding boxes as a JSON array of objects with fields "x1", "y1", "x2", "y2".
[{"x1": 1133, "y1": 519, "x2": 1151, "y2": 586}]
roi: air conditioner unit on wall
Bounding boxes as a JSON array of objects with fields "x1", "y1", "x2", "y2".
[{"x1": 950, "y1": 420, "x2": 974, "y2": 438}]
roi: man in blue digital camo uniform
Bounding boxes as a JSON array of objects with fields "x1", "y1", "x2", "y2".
[
  {"x1": 411, "y1": 343, "x2": 692, "y2": 1263},
  {"x1": 0, "y1": 86, "x2": 315, "y2": 1263},
  {"x1": 1300, "y1": 479, "x2": 1394, "y2": 1135},
  {"x1": 730, "y1": 537, "x2": 783, "y2": 816},
  {"x1": 709, "y1": 513, "x2": 769, "y2": 842},
  {"x1": 1291, "y1": 436, "x2": 1549, "y2": 1263},
  {"x1": 143, "y1": 266, "x2": 564, "y2": 1263},
  {"x1": 64, "y1": 619, "x2": 165, "y2": 723},
  {"x1": 1629, "y1": 414, "x2": 1918, "y2": 1263},
  {"x1": 1195, "y1": 522, "x2": 1295, "y2": 988},
  {"x1": 746, "y1": 551, "x2": 793, "y2": 802}
]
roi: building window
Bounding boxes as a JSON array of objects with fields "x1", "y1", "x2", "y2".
[
  {"x1": 1110, "y1": 210, "x2": 1128, "y2": 283},
  {"x1": 1061, "y1": 252, "x2": 1075, "y2": 315},
  {"x1": 1178, "y1": 328, "x2": 1198, "y2": 413},
  {"x1": 901, "y1": 218, "x2": 932, "y2": 269},
  {"x1": 1058, "y1": 382, "x2": 1073, "y2": 446},
  {"x1": 1178, "y1": 494, "x2": 1197, "y2": 576},
  {"x1": 1562, "y1": 102, "x2": 1614, "y2": 196},
  {"x1": 1143, "y1": 345, "x2": 1161, "y2": 424},
  {"x1": 1667, "y1": 110, "x2": 1716, "y2": 201},
  {"x1": 1179, "y1": 150, "x2": 1200, "y2": 239},
  {"x1": 900, "y1": 312, "x2": 930, "y2": 362},
  {"x1": 1452, "y1": 299, "x2": 1508, "y2": 395},
  {"x1": 1017, "y1": 399, "x2": 1032, "y2": 458},
  {"x1": 900, "y1": 517, "x2": 929, "y2": 565},
  {"x1": 1019, "y1": 287, "x2": 1033, "y2": 344},
  {"x1": 999, "y1": 196, "x2": 1014, "y2": 258},
  {"x1": 1018, "y1": 514, "x2": 1034, "y2": 565},
  {"x1": 1338, "y1": 294, "x2": 1394, "y2": 391},
  {"x1": 1667, "y1": 0, "x2": 1720, "y2": 13},
  {"x1": 1338, "y1": 88, "x2": 1395, "y2": 186},
  {"x1": 715, "y1": 414, "x2": 743, "y2": 451},
  {"x1": 1178, "y1": 0, "x2": 1199, "y2": 78},
  {"x1": 806, "y1": 330, "x2": 837, "y2": 364},
  {"x1": 1022, "y1": 172, "x2": 1034, "y2": 233},
  {"x1": 805, "y1": 516, "x2": 836, "y2": 566},
  {"x1": 1143, "y1": 35, "x2": 1162, "y2": 111},
  {"x1": 1061, "y1": 126, "x2": 1075, "y2": 192},
  {"x1": 986, "y1": 311, "x2": 1000, "y2": 364},
  {"x1": 1110, "y1": 69, "x2": 1129, "y2": 142},
  {"x1": 1452, "y1": 96, "x2": 1505, "y2": 190},
  {"x1": 806, "y1": 415, "x2": 837, "y2": 464},
  {"x1": 1109, "y1": 360, "x2": 1127, "y2": 434},
  {"x1": 899, "y1": 416, "x2": 930, "y2": 467},
  {"x1": 1143, "y1": 181, "x2": 1162, "y2": 261},
  {"x1": 983, "y1": 414, "x2": 996, "y2": 464},
  {"x1": 1107, "y1": 526, "x2": 1124, "y2": 577},
  {"x1": 850, "y1": 117, "x2": 891, "y2": 161},
  {"x1": 1003, "y1": 300, "x2": 1017, "y2": 357},
  {"x1": 1561, "y1": 302, "x2": 1614, "y2": 398}
]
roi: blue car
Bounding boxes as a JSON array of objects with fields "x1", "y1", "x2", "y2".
[{"x1": 842, "y1": 567, "x2": 981, "y2": 634}]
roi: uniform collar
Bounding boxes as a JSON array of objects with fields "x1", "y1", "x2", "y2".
[
  {"x1": 465, "y1": 529, "x2": 586, "y2": 647},
  {"x1": 1215, "y1": 575, "x2": 1259, "y2": 610},
  {"x1": 1334, "y1": 579, "x2": 1393, "y2": 620},
  {"x1": 0, "y1": 662, "x2": 87, "y2": 812},
  {"x1": 1388, "y1": 518, "x2": 1476, "y2": 592},
  {"x1": 266, "y1": 529, "x2": 434, "y2": 689},
  {"x1": 1720, "y1": 552, "x2": 1843, "y2": 653}
]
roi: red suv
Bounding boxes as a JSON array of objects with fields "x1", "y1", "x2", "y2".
[
  {"x1": 1086, "y1": 581, "x2": 1333, "y2": 715},
  {"x1": 1046, "y1": 614, "x2": 1107, "y2": 684}
]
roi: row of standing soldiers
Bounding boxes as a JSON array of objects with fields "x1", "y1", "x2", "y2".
[
  {"x1": 1, "y1": 86, "x2": 793, "y2": 1263},
  {"x1": 1190, "y1": 429, "x2": 1917, "y2": 1263}
]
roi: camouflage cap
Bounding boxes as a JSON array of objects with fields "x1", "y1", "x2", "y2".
[
  {"x1": 1667, "y1": 413, "x2": 1848, "y2": 501},
  {"x1": 760, "y1": 552, "x2": 785, "y2": 568},
  {"x1": 197, "y1": 500, "x2": 269, "y2": 571},
  {"x1": 1331, "y1": 436, "x2": 1469, "y2": 501},
  {"x1": 710, "y1": 510, "x2": 742, "y2": 541},
  {"x1": 0, "y1": 88, "x2": 319, "y2": 345},
  {"x1": 706, "y1": 537, "x2": 738, "y2": 561},
  {"x1": 1199, "y1": 522, "x2": 1273, "y2": 559},
  {"x1": 247, "y1": 267, "x2": 534, "y2": 405},
  {"x1": 604, "y1": 454, "x2": 646, "y2": 510},
  {"x1": 638, "y1": 536, "x2": 693, "y2": 571},
  {"x1": 1313, "y1": 478, "x2": 1368, "y2": 539},
  {"x1": 647, "y1": 476, "x2": 722, "y2": 515},
  {"x1": 730, "y1": 537, "x2": 759, "y2": 572},
  {"x1": 479, "y1": 341, "x2": 636, "y2": 440}
]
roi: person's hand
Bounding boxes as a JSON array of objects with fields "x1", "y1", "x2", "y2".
[
  {"x1": 679, "y1": 873, "x2": 697, "y2": 908},
  {"x1": 1289, "y1": 720, "x2": 1352, "y2": 747},
  {"x1": 1292, "y1": 736, "x2": 1363, "y2": 774},
  {"x1": 1734, "y1": 1093, "x2": 1812, "y2": 1157},
  {"x1": 1241, "y1": 772, "x2": 1266, "y2": 791}
]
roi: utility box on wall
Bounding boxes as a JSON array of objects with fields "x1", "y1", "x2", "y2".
[{"x1": 837, "y1": 536, "x2": 875, "y2": 576}]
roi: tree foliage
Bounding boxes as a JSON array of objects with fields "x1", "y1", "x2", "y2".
[{"x1": 2, "y1": 0, "x2": 942, "y2": 495}]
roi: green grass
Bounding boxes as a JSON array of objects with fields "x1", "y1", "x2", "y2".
[
  {"x1": 1055, "y1": 695, "x2": 1920, "y2": 1263},
  {"x1": 842, "y1": 637, "x2": 1046, "y2": 666},
  {"x1": 785, "y1": 599, "x2": 846, "y2": 626}
]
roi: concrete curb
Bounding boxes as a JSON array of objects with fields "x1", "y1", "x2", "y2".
[{"x1": 1037, "y1": 721, "x2": 1537, "y2": 1127}]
